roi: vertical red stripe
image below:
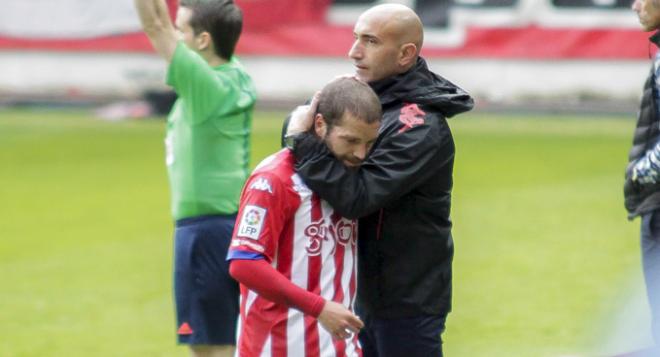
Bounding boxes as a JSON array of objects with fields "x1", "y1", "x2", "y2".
[
  {"x1": 237, "y1": 286, "x2": 248, "y2": 354},
  {"x1": 271, "y1": 209, "x2": 297, "y2": 356},
  {"x1": 352, "y1": 333, "x2": 362, "y2": 357},
  {"x1": 348, "y1": 239, "x2": 360, "y2": 354},
  {"x1": 304, "y1": 193, "x2": 323, "y2": 357},
  {"x1": 331, "y1": 244, "x2": 347, "y2": 357},
  {"x1": 330, "y1": 212, "x2": 347, "y2": 357},
  {"x1": 238, "y1": 292, "x2": 275, "y2": 356}
]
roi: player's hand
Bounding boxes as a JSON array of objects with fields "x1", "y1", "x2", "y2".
[
  {"x1": 286, "y1": 92, "x2": 320, "y2": 136},
  {"x1": 317, "y1": 301, "x2": 364, "y2": 340}
]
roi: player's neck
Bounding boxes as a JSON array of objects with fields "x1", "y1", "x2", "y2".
[
  {"x1": 199, "y1": 49, "x2": 226, "y2": 67},
  {"x1": 207, "y1": 56, "x2": 227, "y2": 67}
]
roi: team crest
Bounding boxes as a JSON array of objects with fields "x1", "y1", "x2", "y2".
[{"x1": 398, "y1": 103, "x2": 426, "y2": 133}]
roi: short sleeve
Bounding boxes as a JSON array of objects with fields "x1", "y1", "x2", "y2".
[
  {"x1": 166, "y1": 42, "x2": 240, "y2": 124},
  {"x1": 229, "y1": 173, "x2": 289, "y2": 262}
]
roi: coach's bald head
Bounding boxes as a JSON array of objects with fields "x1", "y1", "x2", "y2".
[{"x1": 348, "y1": 4, "x2": 424, "y2": 82}]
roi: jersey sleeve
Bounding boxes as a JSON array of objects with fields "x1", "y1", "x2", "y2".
[
  {"x1": 228, "y1": 173, "x2": 289, "y2": 262},
  {"x1": 166, "y1": 42, "x2": 242, "y2": 124},
  {"x1": 229, "y1": 259, "x2": 325, "y2": 317}
]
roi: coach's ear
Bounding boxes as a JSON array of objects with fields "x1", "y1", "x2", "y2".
[
  {"x1": 398, "y1": 42, "x2": 417, "y2": 68},
  {"x1": 314, "y1": 113, "x2": 327, "y2": 138}
]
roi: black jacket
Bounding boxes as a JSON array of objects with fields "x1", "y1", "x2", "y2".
[
  {"x1": 292, "y1": 58, "x2": 474, "y2": 318},
  {"x1": 624, "y1": 32, "x2": 660, "y2": 219}
]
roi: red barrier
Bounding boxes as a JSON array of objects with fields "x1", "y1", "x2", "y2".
[{"x1": 0, "y1": 0, "x2": 653, "y2": 59}]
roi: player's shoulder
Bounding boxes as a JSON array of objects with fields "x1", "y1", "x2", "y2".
[
  {"x1": 253, "y1": 149, "x2": 294, "y2": 174},
  {"x1": 170, "y1": 42, "x2": 206, "y2": 70},
  {"x1": 247, "y1": 149, "x2": 295, "y2": 190},
  {"x1": 215, "y1": 58, "x2": 253, "y2": 83}
]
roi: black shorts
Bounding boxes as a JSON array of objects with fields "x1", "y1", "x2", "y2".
[{"x1": 174, "y1": 214, "x2": 239, "y2": 345}]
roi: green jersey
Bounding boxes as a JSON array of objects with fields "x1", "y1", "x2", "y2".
[{"x1": 165, "y1": 42, "x2": 256, "y2": 220}]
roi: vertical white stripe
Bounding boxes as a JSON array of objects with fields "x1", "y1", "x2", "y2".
[
  {"x1": 319, "y1": 200, "x2": 337, "y2": 302},
  {"x1": 245, "y1": 290, "x2": 258, "y2": 317},
  {"x1": 288, "y1": 173, "x2": 312, "y2": 355},
  {"x1": 349, "y1": 220, "x2": 359, "y2": 311},
  {"x1": 342, "y1": 237, "x2": 355, "y2": 308},
  {"x1": 260, "y1": 334, "x2": 272, "y2": 357},
  {"x1": 317, "y1": 324, "x2": 335, "y2": 356},
  {"x1": 286, "y1": 309, "x2": 305, "y2": 356},
  {"x1": 317, "y1": 200, "x2": 336, "y2": 356},
  {"x1": 345, "y1": 336, "x2": 357, "y2": 357},
  {"x1": 341, "y1": 223, "x2": 359, "y2": 357},
  {"x1": 234, "y1": 314, "x2": 242, "y2": 357}
]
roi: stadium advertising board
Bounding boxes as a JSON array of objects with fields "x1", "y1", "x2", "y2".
[{"x1": 0, "y1": 0, "x2": 649, "y2": 59}]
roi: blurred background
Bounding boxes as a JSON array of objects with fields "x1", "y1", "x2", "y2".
[
  {"x1": 0, "y1": 0, "x2": 650, "y2": 111},
  {"x1": 0, "y1": 0, "x2": 654, "y2": 356}
]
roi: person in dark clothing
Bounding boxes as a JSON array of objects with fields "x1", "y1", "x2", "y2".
[
  {"x1": 284, "y1": 4, "x2": 473, "y2": 356},
  {"x1": 624, "y1": 0, "x2": 660, "y2": 353}
]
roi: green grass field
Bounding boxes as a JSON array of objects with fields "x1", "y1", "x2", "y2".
[{"x1": 0, "y1": 108, "x2": 647, "y2": 356}]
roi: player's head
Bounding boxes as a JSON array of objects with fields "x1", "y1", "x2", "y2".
[
  {"x1": 313, "y1": 77, "x2": 382, "y2": 168},
  {"x1": 348, "y1": 4, "x2": 423, "y2": 83},
  {"x1": 177, "y1": 0, "x2": 242, "y2": 61},
  {"x1": 632, "y1": 0, "x2": 660, "y2": 31}
]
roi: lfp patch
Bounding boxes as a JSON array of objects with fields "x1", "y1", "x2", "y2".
[{"x1": 237, "y1": 205, "x2": 266, "y2": 240}]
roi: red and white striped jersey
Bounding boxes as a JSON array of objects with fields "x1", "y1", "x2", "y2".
[{"x1": 229, "y1": 149, "x2": 360, "y2": 357}]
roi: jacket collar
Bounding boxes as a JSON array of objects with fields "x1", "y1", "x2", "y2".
[
  {"x1": 367, "y1": 58, "x2": 428, "y2": 106},
  {"x1": 367, "y1": 57, "x2": 474, "y2": 118},
  {"x1": 650, "y1": 31, "x2": 660, "y2": 46}
]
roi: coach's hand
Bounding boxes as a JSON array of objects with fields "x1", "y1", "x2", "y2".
[
  {"x1": 318, "y1": 301, "x2": 364, "y2": 340},
  {"x1": 286, "y1": 92, "x2": 320, "y2": 136}
]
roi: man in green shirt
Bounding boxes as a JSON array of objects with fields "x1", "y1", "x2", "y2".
[{"x1": 134, "y1": 1, "x2": 256, "y2": 355}]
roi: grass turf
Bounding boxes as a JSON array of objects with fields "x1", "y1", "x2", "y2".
[{"x1": 0, "y1": 109, "x2": 643, "y2": 356}]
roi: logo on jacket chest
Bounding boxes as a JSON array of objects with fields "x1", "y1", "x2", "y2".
[
  {"x1": 398, "y1": 103, "x2": 426, "y2": 133},
  {"x1": 303, "y1": 217, "x2": 357, "y2": 256}
]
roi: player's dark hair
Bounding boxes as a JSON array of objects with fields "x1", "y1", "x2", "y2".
[
  {"x1": 179, "y1": 0, "x2": 242, "y2": 60},
  {"x1": 317, "y1": 77, "x2": 382, "y2": 131}
]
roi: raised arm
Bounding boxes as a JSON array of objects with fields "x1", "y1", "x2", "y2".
[{"x1": 134, "y1": 0, "x2": 178, "y2": 61}]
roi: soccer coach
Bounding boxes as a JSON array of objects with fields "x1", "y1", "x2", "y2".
[{"x1": 285, "y1": 4, "x2": 473, "y2": 356}]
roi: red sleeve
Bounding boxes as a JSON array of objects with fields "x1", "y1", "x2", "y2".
[
  {"x1": 229, "y1": 259, "x2": 326, "y2": 317},
  {"x1": 230, "y1": 173, "x2": 289, "y2": 261}
]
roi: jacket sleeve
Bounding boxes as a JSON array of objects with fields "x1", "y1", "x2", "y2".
[
  {"x1": 632, "y1": 140, "x2": 660, "y2": 184},
  {"x1": 293, "y1": 109, "x2": 453, "y2": 218}
]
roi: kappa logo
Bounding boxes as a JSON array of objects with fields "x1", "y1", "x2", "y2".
[
  {"x1": 249, "y1": 177, "x2": 273, "y2": 194},
  {"x1": 304, "y1": 217, "x2": 357, "y2": 256},
  {"x1": 237, "y1": 205, "x2": 267, "y2": 240},
  {"x1": 398, "y1": 103, "x2": 426, "y2": 133}
]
